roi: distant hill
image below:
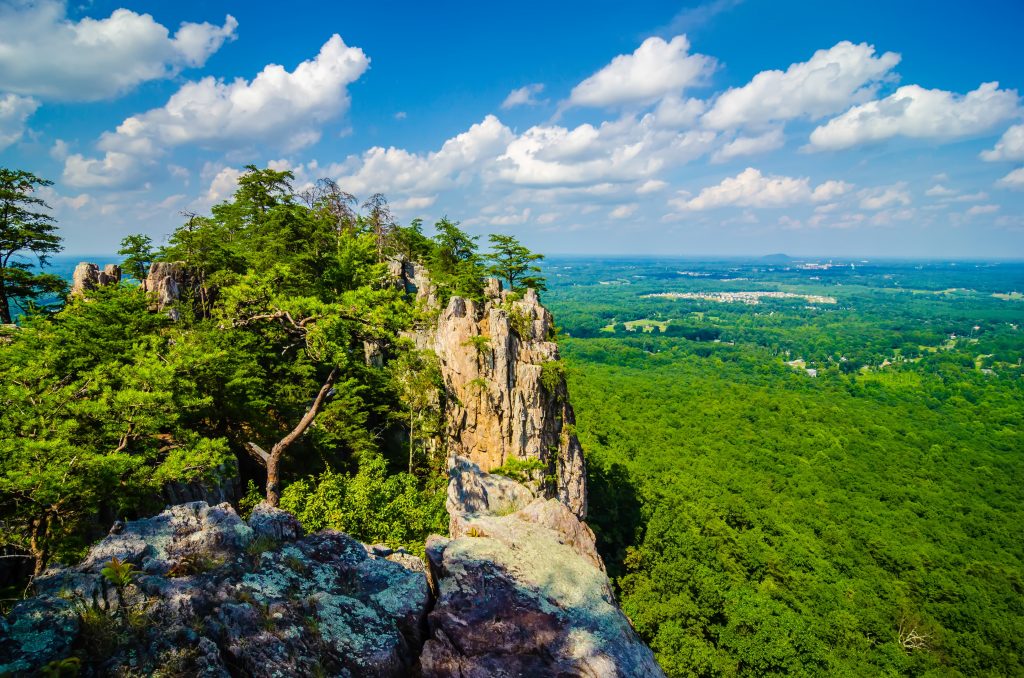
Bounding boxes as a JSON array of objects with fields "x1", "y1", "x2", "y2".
[{"x1": 759, "y1": 253, "x2": 793, "y2": 263}]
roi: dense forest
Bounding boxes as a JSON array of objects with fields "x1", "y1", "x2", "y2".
[
  {"x1": 0, "y1": 166, "x2": 543, "y2": 586},
  {"x1": 545, "y1": 258, "x2": 1024, "y2": 676}
]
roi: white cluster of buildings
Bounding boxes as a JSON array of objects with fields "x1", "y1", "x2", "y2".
[{"x1": 644, "y1": 291, "x2": 838, "y2": 305}]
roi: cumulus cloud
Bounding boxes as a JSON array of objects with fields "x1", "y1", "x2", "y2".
[
  {"x1": 0, "y1": 93, "x2": 39, "y2": 150},
  {"x1": 981, "y1": 124, "x2": 1024, "y2": 162},
  {"x1": 702, "y1": 41, "x2": 900, "y2": 129},
  {"x1": 499, "y1": 113, "x2": 716, "y2": 186},
  {"x1": 637, "y1": 179, "x2": 668, "y2": 194},
  {"x1": 809, "y1": 82, "x2": 1020, "y2": 151},
  {"x1": 332, "y1": 114, "x2": 514, "y2": 197},
  {"x1": 609, "y1": 204, "x2": 638, "y2": 219},
  {"x1": 568, "y1": 35, "x2": 715, "y2": 108},
  {"x1": 64, "y1": 35, "x2": 369, "y2": 188},
  {"x1": 858, "y1": 183, "x2": 911, "y2": 210},
  {"x1": 711, "y1": 128, "x2": 784, "y2": 163},
  {"x1": 966, "y1": 204, "x2": 999, "y2": 216},
  {"x1": 671, "y1": 167, "x2": 849, "y2": 210},
  {"x1": 502, "y1": 83, "x2": 545, "y2": 109},
  {"x1": 925, "y1": 184, "x2": 956, "y2": 197},
  {"x1": 0, "y1": 1, "x2": 236, "y2": 101},
  {"x1": 996, "y1": 168, "x2": 1024, "y2": 190}
]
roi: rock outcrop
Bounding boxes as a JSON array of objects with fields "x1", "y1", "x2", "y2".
[
  {"x1": 142, "y1": 261, "x2": 187, "y2": 311},
  {"x1": 420, "y1": 278, "x2": 588, "y2": 518},
  {"x1": 70, "y1": 262, "x2": 121, "y2": 296},
  {"x1": 0, "y1": 502, "x2": 430, "y2": 676},
  {"x1": 420, "y1": 458, "x2": 665, "y2": 677}
]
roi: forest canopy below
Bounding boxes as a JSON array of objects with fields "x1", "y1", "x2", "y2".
[{"x1": 545, "y1": 258, "x2": 1024, "y2": 676}]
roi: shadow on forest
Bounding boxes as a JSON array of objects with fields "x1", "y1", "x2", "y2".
[{"x1": 585, "y1": 460, "x2": 644, "y2": 581}]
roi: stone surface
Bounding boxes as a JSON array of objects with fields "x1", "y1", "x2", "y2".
[
  {"x1": 142, "y1": 261, "x2": 187, "y2": 310},
  {"x1": 422, "y1": 459, "x2": 665, "y2": 677},
  {"x1": 415, "y1": 273, "x2": 588, "y2": 518},
  {"x1": 0, "y1": 502, "x2": 430, "y2": 677},
  {"x1": 70, "y1": 262, "x2": 123, "y2": 296}
]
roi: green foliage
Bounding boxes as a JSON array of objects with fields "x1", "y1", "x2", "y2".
[
  {"x1": 463, "y1": 334, "x2": 491, "y2": 355},
  {"x1": 539, "y1": 359, "x2": 566, "y2": 395},
  {"x1": 430, "y1": 217, "x2": 485, "y2": 302},
  {"x1": 504, "y1": 302, "x2": 533, "y2": 339},
  {"x1": 280, "y1": 454, "x2": 448, "y2": 555},
  {"x1": 40, "y1": 656, "x2": 80, "y2": 677},
  {"x1": 117, "y1": 233, "x2": 154, "y2": 281},
  {"x1": 547, "y1": 257, "x2": 1024, "y2": 677},
  {"x1": 166, "y1": 552, "x2": 224, "y2": 578},
  {"x1": 238, "y1": 479, "x2": 265, "y2": 520},
  {"x1": 486, "y1": 233, "x2": 546, "y2": 292},
  {"x1": 0, "y1": 167, "x2": 64, "y2": 323},
  {"x1": 489, "y1": 456, "x2": 546, "y2": 484},
  {"x1": 100, "y1": 557, "x2": 137, "y2": 589}
]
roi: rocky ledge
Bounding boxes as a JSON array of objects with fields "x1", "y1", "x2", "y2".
[
  {"x1": 0, "y1": 502, "x2": 429, "y2": 676},
  {"x1": 420, "y1": 457, "x2": 664, "y2": 677},
  {"x1": 0, "y1": 461, "x2": 664, "y2": 676}
]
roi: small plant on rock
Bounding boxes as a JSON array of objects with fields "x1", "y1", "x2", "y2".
[{"x1": 100, "y1": 557, "x2": 137, "y2": 589}]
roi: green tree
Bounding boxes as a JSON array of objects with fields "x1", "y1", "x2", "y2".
[
  {"x1": 430, "y1": 217, "x2": 484, "y2": 302},
  {"x1": 486, "y1": 233, "x2": 546, "y2": 292},
  {"x1": 117, "y1": 233, "x2": 154, "y2": 281},
  {"x1": 388, "y1": 346, "x2": 443, "y2": 473},
  {"x1": 0, "y1": 168, "x2": 64, "y2": 323}
]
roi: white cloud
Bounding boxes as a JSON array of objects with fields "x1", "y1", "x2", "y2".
[
  {"x1": 711, "y1": 128, "x2": 785, "y2": 163},
  {"x1": 568, "y1": 35, "x2": 715, "y2": 108},
  {"x1": 981, "y1": 124, "x2": 1024, "y2": 161},
  {"x1": 672, "y1": 167, "x2": 847, "y2": 210},
  {"x1": 0, "y1": 1, "x2": 236, "y2": 101},
  {"x1": 333, "y1": 114, "x2": 514, "y2": 197},
  {"x1": 859, "y1": 183, "x2": 911, "y2": 210},
  {"x1": 945, "y1": 191, "x2": 988, "y2": 203},
  {"x1": 502, "y1": 83, "x2": 545, "y2": 109},
  {"x1": 394, "y1": 111, "x2": 408, "y2": 120},
  {"x1": 191, "y1": 166, "x2": 243, "y2": 211},
  {"x1": 925, "y1": 184, "x2": 956, "y2": 197},
  {"x1": 392, "y1": 195, "x2": 436, "y2": 211},
  {"x1": 64, "y1": 35, "x2": 369, "y2": 188},
  {"x1": 637, "y1": 179, "x2": 668, "y2": 194},
  {"x1": 966, "y1": 204, "x2": 999, "y2": 216},
  {"x1": 0, "y1": 93, "x2": 38, "y2": 150},
  {"x1": 702, "y1": 41, "x2": 900, "y2": 130},
  {"x1": 499, "y1": 113, "x2": 716, "y2": 186},
  {"x1": 996, "y1": 168, "x2": 1024, "y2": 190},
  {"x1": 609, "y1": 204, "x2": 638, "y2": 219},
  {"x1": 49, "y1": 139, "x2": 69, "y2": 161},
  {"x1": 809, "y1": 82, "x2": 1020, "y2": 151}
]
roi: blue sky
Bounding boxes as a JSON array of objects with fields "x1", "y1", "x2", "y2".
[{"x1": 1, "y1": 0, "x2": 1022, "y2": 258}]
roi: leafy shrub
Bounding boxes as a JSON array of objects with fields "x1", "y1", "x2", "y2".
[
  {"x1": 539, "y1": 360, "x2": 566, "y2": 395},
  {"x1": 100, "y1": 557, "x2": 137, "y2": 588},
  {"x1": 280, "y1": 454, "x2": 447, "y2": 556},
  {"x1": 489, "y1": 456, "x2": 546, "y2": 483}
]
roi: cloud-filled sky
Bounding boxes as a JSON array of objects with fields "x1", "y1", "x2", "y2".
[{"x1": 2, "y1": 0, "x2": 1023, "y2": 258}]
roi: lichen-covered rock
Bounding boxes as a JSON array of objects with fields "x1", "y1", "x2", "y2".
[
  {"x1": 415, "y1": 274, "x2": 588, "y2": 518},
  {"x1": 422, "y1": 459, "x2": 664, "y2": 677},
  {"x1": 0, "y1": 502, "x2": 430, "y2": 677}
]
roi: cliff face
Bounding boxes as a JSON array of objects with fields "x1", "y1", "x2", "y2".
[{"x1": 421, "y1": 277, "x2": 588, "y2": 519}]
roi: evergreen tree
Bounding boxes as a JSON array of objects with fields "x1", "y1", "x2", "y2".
[
  {"x1": 0, "y1": 168, "x2": 64, "y2": 323},
  {"x1": 117, "y1": 233, "x2": 154, "y2": 281},
  {"x1": 486, "y1": 233, "x2": 546, "y2": 292}
]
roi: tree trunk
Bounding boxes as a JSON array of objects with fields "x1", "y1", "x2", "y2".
[
  {"x1": 29, "y1": 516, "x2": 48, "y2": 577},
  {"x1": 409, "y1": 408, "x2": 415, "y2": 474},
  {"x1": 260, "y1": 366, "x2": 339, "y2": 507},
  {"x1": 266, "y1": 451, "x2": 282, "y2": 507},
  {"x1": 0, "y1": 273, "x2": 11, "y2": 324}
]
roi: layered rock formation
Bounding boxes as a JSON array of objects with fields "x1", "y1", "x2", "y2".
[
  {"x1": 69, "y1": 262, "x2": 121, "y2": 296},
  {"x1": 420, "y1": 458, "x2": 665, "y2": 677},
  {"x1": 421, "y1": 278, "x2": 588, "y2": 518},
  {"x1": 0, "y1": 502, "x2": 430, "y2": 676}
]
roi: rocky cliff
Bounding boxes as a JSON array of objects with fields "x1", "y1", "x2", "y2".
[{"x1": 417, "y1": 273, "x2": 588, "y2": 519}]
